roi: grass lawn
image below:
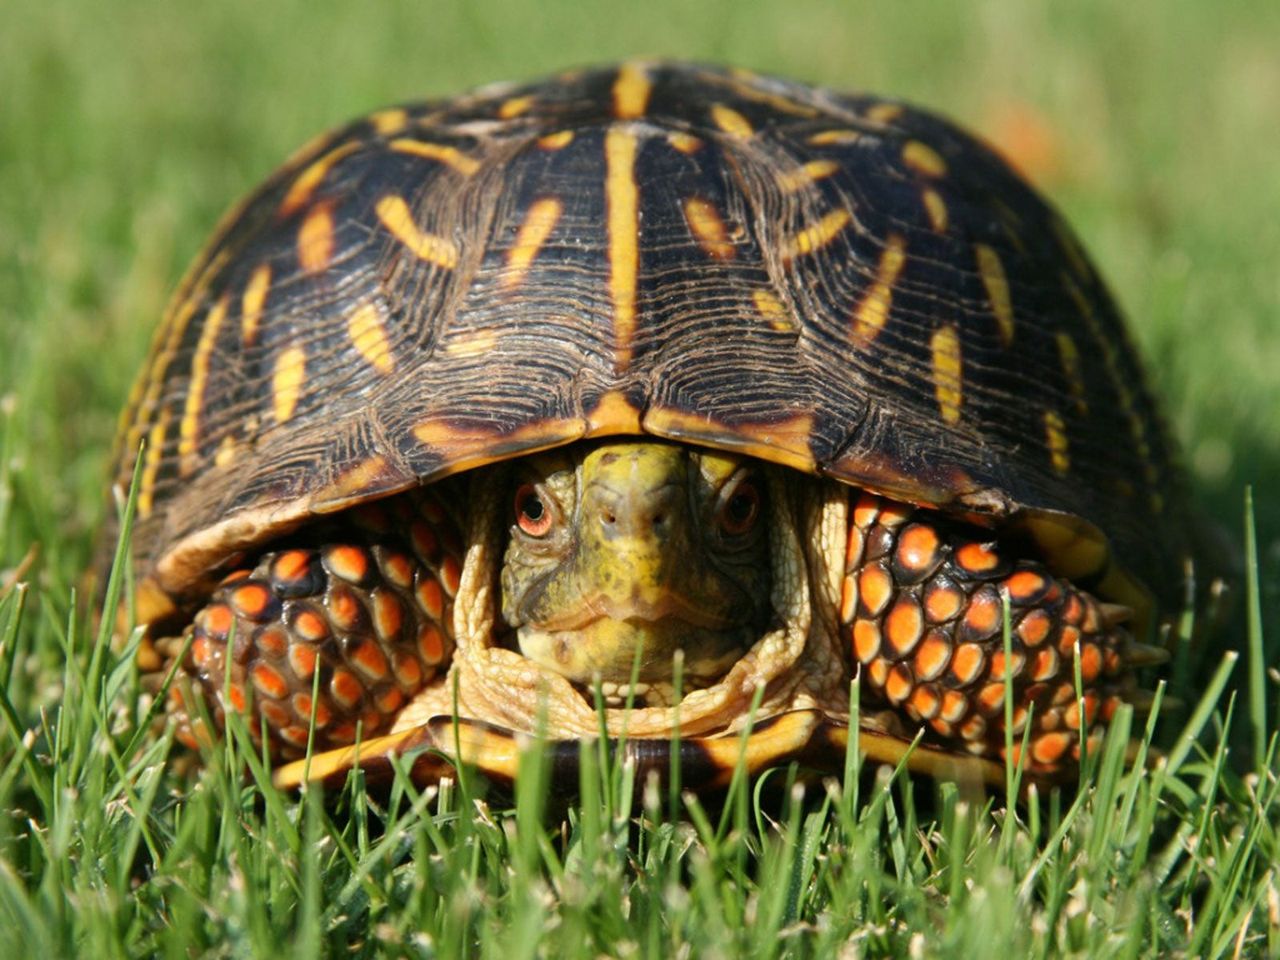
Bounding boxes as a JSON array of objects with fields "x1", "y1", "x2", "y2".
[{"x1": 2, "y1": 0, "x2": 1278, "y2": 955}]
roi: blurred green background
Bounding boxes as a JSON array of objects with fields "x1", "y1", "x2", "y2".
[{"x1": 2, "y1": 0, "x2": 1278, "y2": 611}]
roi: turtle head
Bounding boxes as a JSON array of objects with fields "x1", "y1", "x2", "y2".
[{"x1": 500, "y1": 441, "x2": 773, "y2": 687}]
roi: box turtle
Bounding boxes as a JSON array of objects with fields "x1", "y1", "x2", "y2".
[{"x1": 104, "y1": 62, "x2": 1198, "y2": 791}]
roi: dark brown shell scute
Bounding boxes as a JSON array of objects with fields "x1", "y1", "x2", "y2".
[{"x1": 109, "y1": 61, "x2": 1190, "y2": 610}]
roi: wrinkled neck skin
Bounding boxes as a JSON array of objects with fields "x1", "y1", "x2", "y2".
[{"x1": 393, "y1": 467, "x2": 853, "y2": 739}]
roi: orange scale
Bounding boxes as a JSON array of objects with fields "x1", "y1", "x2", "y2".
[
  {"x1": 1042, "y1": 582, "x2": 1063, "y2": 604},
  {"x1": 176, "y1": 727, "x2": 201, "y2": 751},
  {"x1": 852, "y1": 618, "x2": 881, "y2": 663},
  {"x1": 989, "y1": 650, "x2": 1025, "y2": 681},
  {"x1": 1062, "y1": 594, "x2": 1084, "y2": 626},
  {"x1": 923, "y1": 580, "x2": 964, "y2": 623},
  {"x1": 1081, "y1": 599, "x2": 1102, "y2": 633},
  {"x1": 418, "y1": 624, "x2": 446, "y2": 665},
  {"x1": 884, "y1": 663, "x2": 914, "y2": 704},
  {"x1": 1039, "y1": 707, "x2": 1062, "y2": 731},
  {"x1": 959, "y1": 713, "x2": 987, "y2": 742},
  {"x1": 895, "y1": 524, "x2": 941, "y2": 576},
  {"x1": 940, "y1": 689, "x2": 969, "y2": 723},
  {"x1": 839, "y1": 574, "x2": 856, "y2": 624},
  {"x1": 292, "y1": 608, "x2": 331, "y2": 643},
  {"x1": 1078, "y1": 643, "x2": 1103, "y2": 684},
  {"x1": 224, "y1": 683, "x2": 247, "y2": 714},
  {"x1": 362, "y1": 710, "x2": 384, "y2": 734},
  {"x1": 930, "y1": 717, "x2": 954, "y2": 738},
  {"x1": 852, "y1": 492, "x2": 882, "y2": 528},
  {"x1": 884, "y1": 597, "x2": 924, "y2": 657},
  {"x1": 1051, "y1": 681, "x2": 1075, "y2": 706},
  {"x1": 231, "y1": 582, "x2": 273, "y2": 621},
  {"x1": 975, "y1": 682, "x2": 1006, "y2": 715},
  {"x1": 325, "y1": 545, "x2": 371, "y2": 585},
  {"x1": 949, "y1": 643, "x2": 986, "y2": 686},
  {"x1": 251, "y1": 662, "x2": 290, "y2": 700},
  {"x1": 259, "y1": 700, "x2": 291, "y2": 730},
  {"x1": 876, "y1": 499, "x2": 913, "y2": 528},
  {"x1": 856, "y1": 563, "x2": 894, "y2": 617},
  {"x1": 1103, "y1": 648, "x2": 1123, "y2": 676},
  {"x1": 218, "y1": 569, "x2": 252, "y2": 586},
  {"x1": 1101, "y1": 695, "x2": 1122, "y2": 721},
  {"x1": 913, "y1": 631, "x2": 952, "y2": 681},
  {"x1": 191, "y1": 636, "x2": 215, "y2": 670},
  {"x1": 844, "y1": 523, "x2": 865, "y2": 568},
  {"x1": 955, "y1": 542, "x2": 1000, "y2": 575},
  {"x1": 416, "y1": 576, "x2": 445, "y2": 621},
  {"x1": 375, "y1": 686, "x2": 404, "y2": 715},
  {"x1": 327, "y1": 586, "x2": 364, "y2": 632},
  {"x1": 257, "y1": 627, "x2": 289, "y2": 659},
  {"x1": 279, "y1": 725, "x2": 311, "y2": 749},
  {"x1": 867, "y1": 657, "x2": 891, "y2": 689},
  {"x1": 351, "y1": 639, "x2": 390, "y2": 681},
  {"x1": 394, "y1": 651, "x2": 424, "y2": 688},
  {"x1": 439, "y1": 555, "x2": 463, "y2": 597},
  {"x1": 1017, "y1": 609, "x2": 1053, "y2": 647},
  {"x1": 272, "y1": 550, "x2": 312, "y2": 584},
  {"x1": 961, "y1": 588, "x2": 1002, "y2": 639},
  {"x1": 1031, "y1": 731, "x2": 1072, "y2": 767},
  {"x1": 327, "y1": 721, "x2": 359, "y2": 744},
  {"x1": 380, "y1": 551, "x2": 416, "y2": 590},
  {"x1": 1003, "y1": 569, "x2": 1047, "y2": 603},
  {"x1": 1010, "y1": 705, "x2": 1028, "y2": 734},
  {"x1": 371, "y1": 590, "x2": 405, "y2": 641},
  {"x1": 202, "y1": 604, "x2": 234, "y2": 639},
  {"x1": 410, "y1": 521, "x2": 440, "y2": 562},
  {"x1": 909, "y1": 683, "x2": 941, "y2": 720},
  {"x1": 288, "y1": 643, "x2": 317, "y2": 681},
  {"x1": 330, "y1": 669, "x2": 364, "y2": 710},
  {"x1": 1057, "y1": 625, "x2": 1081, "y2": 657},
  {"x1": 1029, "y1": 646, "x2": 1060, "y2": 683}
]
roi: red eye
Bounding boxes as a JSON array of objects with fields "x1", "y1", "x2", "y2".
[
  {"x1": 514, "y1": 484, "x2": 553, "y2": 537},
  {"x1": 718, "y1": 481, "x2": 760, "y2": 535}
]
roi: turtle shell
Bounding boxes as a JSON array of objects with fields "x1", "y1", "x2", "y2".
[{"x1": 106, "y1": 62, "x2": 1192, "y2": 628}]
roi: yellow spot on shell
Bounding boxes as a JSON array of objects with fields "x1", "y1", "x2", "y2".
[
  {"x1": 347, "y1": 303, "x2": 395, "y2": 374},
  {"x1": 921, "y1": 188, "x2": 948, "y2": 232},
  {"x1": 272, "y1": 346, "x2": 307, "y2": 424},
  {"x1": 1051, "y1": 215, "x2": 1092, "y2": 282},
  {"x1": 667, "y1": 131, "x2": 703, "y2": 154},
  {"x1": 710, "y1": 104, "x2": 753, "y2": 138},
  {"x1": 214, "y1": 436, "x2": 237, "y2": 468},
  {"x1": 777, "y1": 159, "x2": 840, "y2": 193},
  {"x1": 178, "y1": 293, "x2": 229, "y2": 471},
  {"x1": 781, "y1": 208, "x2": 851, "y2": 261},
  {"x1": 1043, "y1": 410, "x2": 1070, "y2": 473},
  {"x1": 605, "y1": 127, "x2": 639, "y2": 373},
  {"x1": 444, "y1": 331, "x2": 498, "y2": 358},
  {"x1": 313, "y1": 456, "x2": 391, "y2": 511},
  {"x1": 297, "y1": 201, "x2": 335, "y2": 274},
  {"x1": 865, "y1": 103, "x2": 904, "y2": 125},
  {"x1": 752, "y1": 289, "x2": 796, "y2": 332},
  {"x1": 683, "y1": 197, "x2": 735, "y2": 260},
  {"x1": 852, "y1": 234, "x2": 908, "y2": 342},
  {"x1": 974, "y1": 244, "x2": 1015, "y2": 346},
  {"x1": 279, "y1": 142, "x2": 360, "y2": 217},
  {"x1": 505, "y1": 197, "x2": 562, "y2": 289},
  {"x1": 369, "y1": 108, "x2": 409, "y2": 136},
  {"x1": 1055, "y1": 332, "x2": 1087, "y2": 414},
  {"x1": 375, "y1": 195, "x2": 458, "y2": 268},
  {"x1": 902, "y1": 140, "x2": 948, "y2": 178},
  {"x1": 138, "y1": 407, "x2": 170, "y2": 517},
  {"x1": 388, "y1": 139, "x2": 481, "y2": 175},
  {"x1": 497, "y1": 95, "x2": 533, "y2": 119},
  {"x1": 808, "y1": 129, "x2": 862, "y2": 146},
  {"x1": 586, "y1": 390, "x2": 643, "y2": 436},
  {"x1": 241, "y1": 264, "x2": 271, "y2": 346},
  {"x1": 930, "y1": 325, "x2": 963, "y2": 424},
  {"x1": 612, "y1": 62, "x2": 652, "y2": 119},
  {"x1": 537, "y1": 130, "x2": 574, "y2": 150}
]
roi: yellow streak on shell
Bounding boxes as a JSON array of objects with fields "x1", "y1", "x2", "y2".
[
  {"x1": 537, "y1": 130, "x2": 574, "y2": 150},
  {"x1": 667, "y1": 131, "x2": 703, "y2": 154},
  {"x1": 930, "y1": 324, "x2": 964, "y2": 424},
  {"x1": 347, "y1": 302, "x2": 395, "y2": 374},
  {"x1": 388, "y1": 139, "x2": 481, "y2": 175},
  {"x1": 851, "y1": 233, "x2": 907, "y2": 342},
  {"x1": 497, "y1": 95, "x2": 533, "y2": 119},
  {"x1": 504, "y1": 197, "x2": 563, "y2": 289},
  {"x1": 240, "y1": 263, "x2": 271, "y2": 346},
  {"x1": 776, "y1": 159, "x2": 840, "y2": 193},
  {"x1": 368, "y1": 108, "x2": 408, "y2": 136},
  {"x1": 1055, "y1": 332, "x2": 1088, "y2": 413},
  {"x1": 272, "y1": 346, "x2": 307, "y2": 424},
  {"x1": 375, "y1": 195, "x2": 458, "y2": 268},
  {"x1": 138, "y1": 407, "x2": 170, "y2": 517},
  {"x1": 808, "y1": 129, "x2": 862, "y2": 146},
  {"x1": 297, "y1": 201, "x2": 335, "y2": 274},
  {"x1": 752, "y1": 289, "x2": 796, "y2": 332},
  {"x1": 975, "y1": 243, "x2": 1015, "y2": 346},
  {"x1": 710, "y1": 103, "x2": 753, "y2": 138},
  {"x1": 178, "y1": 293, "x2": 230, "y2": 472},
  {"x1": 781, "y1": 209, "x2": 851, "y2": 261},
  {"x1": 921, "y1": 188, "x2": 949, "y2": 232},
  {"x1": 612, "y1": 62, "x2": 652, "y2": 119},
  {"x1": 1043, "y1": 410, "x2": 1071, "y2": 473},
  {"x1": 902, "y1": 140, "x2": 948, "y2": 178},
  {"x1": 605, "y1": 126, "x2": 640, "y2": 372},
  {"x1": 683, "y1": 197, "x2": 735, "y2": 260},
  {"x1": 279, "y1": 142, "x2": 360, "y2": 217}
]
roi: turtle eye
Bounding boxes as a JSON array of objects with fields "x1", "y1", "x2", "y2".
[
  {"x1": 514, "y1": 484, "x2": 553, "y2": 537},
  {"x1": 718, "y1": 480, "x2": 761, "y2": 536}
]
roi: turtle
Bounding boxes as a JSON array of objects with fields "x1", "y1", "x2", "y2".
[{"x1": 103, "y1": 61, "x2": 1198, "y2": 793}]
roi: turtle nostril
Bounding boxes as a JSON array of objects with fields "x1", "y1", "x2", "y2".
[
  {"x1": 651, "y1": 512, "x2": 666, "y2": 527},
  {"x1": 603, "y1": 510, "x2": 617, "y2": 526}
]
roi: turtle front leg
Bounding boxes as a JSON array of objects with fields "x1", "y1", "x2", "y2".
[
  {"x1": 161, "y1": 492, "x2": 465, "y2": 760},
  {"x1": 841, "y1": 492, "x2": 1166, "y2": 780}
]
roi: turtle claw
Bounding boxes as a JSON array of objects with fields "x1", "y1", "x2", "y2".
[
  {"x1": 1123, "y1": 641, "x2": 1171, "y2": 667},
  {"x1": 1099, "y1": 602, "x2": 1133, "y2": 627}
]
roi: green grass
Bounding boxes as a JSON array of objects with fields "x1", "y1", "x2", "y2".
[{"x1": 2, "y1": 0, "x2": 1279, "y2": 956}]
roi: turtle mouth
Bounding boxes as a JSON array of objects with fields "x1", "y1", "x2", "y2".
[{"x1": 530, "y1": 591, "x2": 737, "y2": 633}]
